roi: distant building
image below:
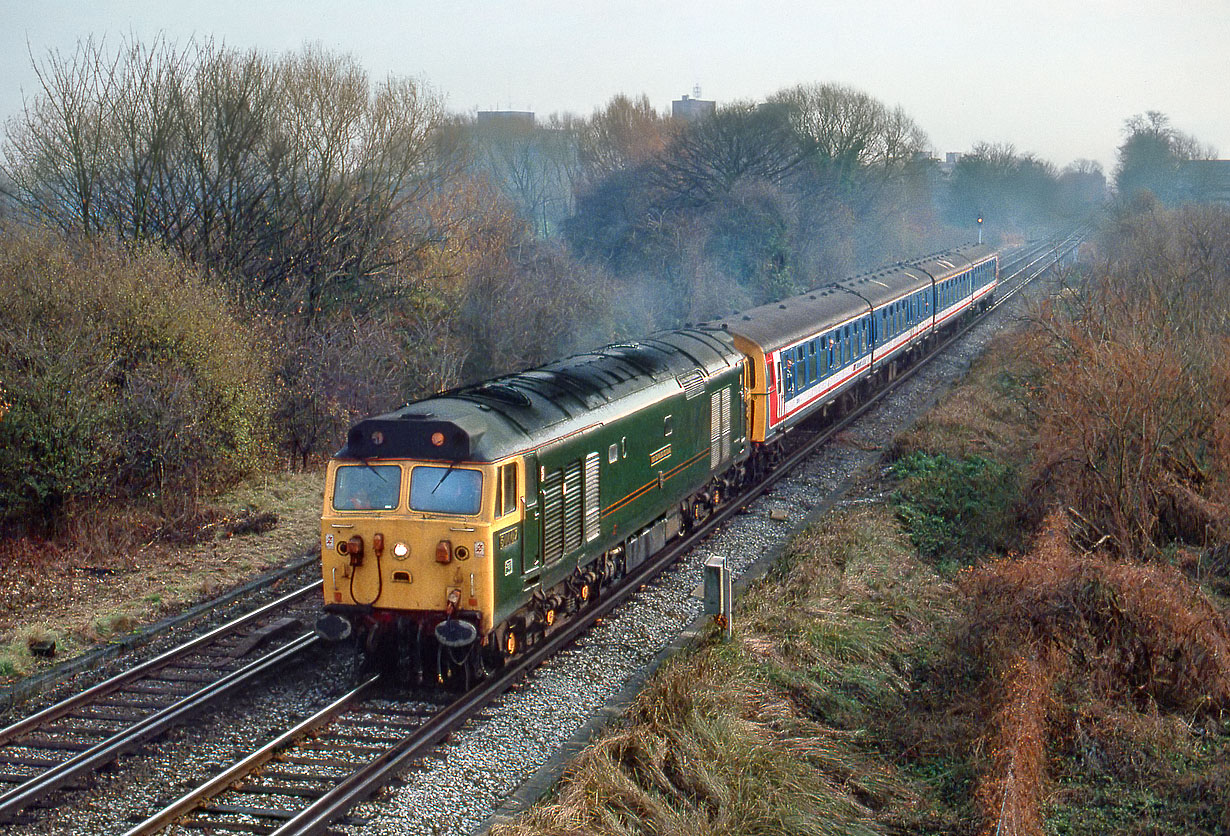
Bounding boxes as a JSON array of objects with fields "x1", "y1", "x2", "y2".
[
  {"x1": 477, "y1": 110, "x2": 535, "y2": 126},
  {"x1": 939, "y1": 152, "x2": 963, "y2": 175},
  {"x1": 1179, "y1": 160, "x2": 1230, "y2": 204},
  {"x1": 672, "y1": 91, "x2": 715, "y2": 122}
]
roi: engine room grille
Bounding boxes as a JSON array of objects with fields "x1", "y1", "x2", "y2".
[
  {"x1": 710, "y1": 387, "x2": 732, "y2": 469},
  {"x1": 677, "y1": 369, "x2": 706, "y2": 400},
  {"x1": 563, "y1": 459, "x2": 584, "y2": 552}
]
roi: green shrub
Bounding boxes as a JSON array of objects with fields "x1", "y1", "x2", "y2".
[
  {"x1": 0, "y1": 230, "x2": 273, "y2": 528},
  {"x1": 890, "y1": 450, "x2": 1019, "y2": 570}
]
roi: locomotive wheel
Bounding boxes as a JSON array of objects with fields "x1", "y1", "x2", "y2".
[{"x1": 499, "y1": 622, "x2": 523, "y2": 658}]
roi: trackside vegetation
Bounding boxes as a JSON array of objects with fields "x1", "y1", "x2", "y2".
[
  {"x1": 493, "y1": 203, "x2": 1230, "y2": 836},
  {"x1": 889, "y1": 451, "x2": 1018, "y2": 572},
  {"x1": 0, "y1": 233, "x2": 272, "y2": 525}
]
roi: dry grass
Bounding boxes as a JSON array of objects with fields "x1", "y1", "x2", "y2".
[
  {"x1": 893, "y1": 330, "x2": 1038, "y2": 467},
  {"x1": 500, "y1": 656, "x2": 888, "y2": 836},
  {"x1": 494, "y1": 506, "x2": 958, "y2": 836},
  {"x1": 0, "y1": 470, "x2": 322, "y2": 678}
]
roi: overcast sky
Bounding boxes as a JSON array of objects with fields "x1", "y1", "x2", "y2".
[{"x1": 2, "y1": 1, "x2": 1227, "y2": 176}]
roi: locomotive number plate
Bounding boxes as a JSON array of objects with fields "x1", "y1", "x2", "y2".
[{"x1": 498, "y1": 528, "x2": 519, "y2": 548}]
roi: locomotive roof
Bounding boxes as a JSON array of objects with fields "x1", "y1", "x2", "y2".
[
  {"x1": 705, "y1": 244, "x2": 997, "y2": 352},
  {"x1": 337, "y1": 328, "x2": 741, "y2": 463}
]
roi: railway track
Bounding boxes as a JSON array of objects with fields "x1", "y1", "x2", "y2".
[
  {"x1": 122, "y1": 232, "x2": 1084, "y2": 836},
  {"x1": 0, "y1": 580, "x2": 323, "y2": 824}
]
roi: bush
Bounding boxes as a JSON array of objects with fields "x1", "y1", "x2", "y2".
[
  {"x1": 0, "y1": 230, "x2": 273, "y2": 528},
  {"x1": 1027, "y1": 204, "x2": 1230, "y2": 558},
  {"x1": 890, "y1": 450, "x2": 1019, "y2": 569}
]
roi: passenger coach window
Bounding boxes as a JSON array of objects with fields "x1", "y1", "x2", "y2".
[
  {"x1": 410, "y1": 466, "x2": 482, "y2": 515},
  {"x1": 496, "y1": 463, "x2": 518, "y2": 517},
  {"x1": 333, "y1": 464, "x2": 400, "y2": 511}
]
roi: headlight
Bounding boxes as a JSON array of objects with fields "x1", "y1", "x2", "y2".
[{"x1": 393, "y1": 542, "x2": 409, "y2": 559}]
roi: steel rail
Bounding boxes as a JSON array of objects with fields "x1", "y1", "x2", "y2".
[
  {"x1": 123, "y1": 675, "x2": 382, "y2": 836},
  {"x1": 0, "y1": 633, "x2": 320, "y2": 822},
  {"x1": 0, "y1": 579, "x2": 323, "y2": 746}
]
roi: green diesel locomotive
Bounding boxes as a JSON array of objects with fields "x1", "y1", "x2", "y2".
[{"x1": 316, "y1": 328, "x2": 748, "y2": 681}]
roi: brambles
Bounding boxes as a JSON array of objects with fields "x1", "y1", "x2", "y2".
[
  {"x1": 974, "y1": 652, "x2": 1054, "y2": 836},
  {"x1": 957, "y1": 513, "x2": 1230, "y2": 835},
  {"x1": 1028, "y1": 204, "x2": 1230, "y2": 559}
]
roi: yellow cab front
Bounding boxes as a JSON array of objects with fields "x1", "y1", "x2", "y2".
[{"x1": 316, "y1": 457, "x2": 501, "y2": 649}]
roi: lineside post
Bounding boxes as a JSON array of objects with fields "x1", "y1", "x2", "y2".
[{"x1": 703, "y1": 556, "x2": 733, "y2": 640}]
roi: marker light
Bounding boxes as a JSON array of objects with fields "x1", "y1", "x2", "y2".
[
  {"x1": 435, "y1": 540, "x2": 453, "y2": 564},
  {"x1": 431, "y1": 432, "x2": 445, "y2": 447}
]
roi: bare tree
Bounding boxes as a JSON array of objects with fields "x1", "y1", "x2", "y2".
[
  {"x1": 771, "y1": 83, "x2": 928, "y2": 188},
  {"x1": 653, "y1": 101, "x2": 804, "y2": 209},
  {"x1": 575, "y1": 94, "x2": 675, "y2": 184},
  {"x1": 461, "y1": 113, "x2": 579, "y2": 237},
  {"x1": 1115, "y1": 111, "x2": 1217, "y2": 203},
  {"x1": 2, "y1": 37, "x2": 449, "y2": 320},
  {"x1": 1, "y1": 37, "x2": 118, "y2": 235}
]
